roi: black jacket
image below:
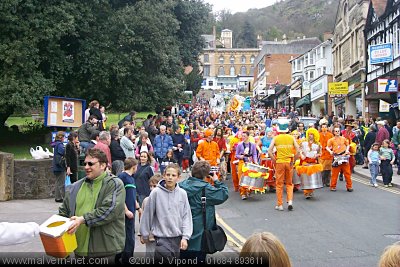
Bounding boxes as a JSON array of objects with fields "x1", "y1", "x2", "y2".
[
  {"x1": 110, "y1": 139, "x2": 126, "y2": 162},
  {"x1": 364, "y1": 131, "x2": 377, "y2": 154},
  {"x1": 65, "y1": 142, "x2": 79, "y2": 172}
]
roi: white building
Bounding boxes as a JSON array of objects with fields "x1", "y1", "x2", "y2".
[{"x1": 290, "y1": 39, "x2": 334, "y2": 116}]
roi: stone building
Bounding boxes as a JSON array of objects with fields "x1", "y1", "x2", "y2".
[
  {"x1": 332, "y1": 0, "x2": 369, "y2": 118},
  {"x1": 199, "y1": 28, "x2": 260, "y2": 92}
]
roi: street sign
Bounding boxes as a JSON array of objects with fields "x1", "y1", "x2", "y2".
[
  {"x1": 328, "y1": 82, "x2": 348, "y2": 96},
  {"x1": 378, "y1": 79, "x2": 398, "y2": 92},
  {"x1": 369, "y1": 43, "x2": 393, "y2": 65}
]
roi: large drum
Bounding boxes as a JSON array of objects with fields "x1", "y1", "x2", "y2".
[
  {"x1": 260, "y1": 154, "x2": 275, "y2": 187},
  {"x1": 292, "y1": 170, "x2": 301, "y2": 185},
  {"x1": 296, "y1": 164, "x2": 323, "y2": 190},
  {"x1": 240, "y1": 163, "x2": 269, "y2": 193},
  {"x1": 332, "y1": 155, "x2": 350, "y2": 167}
]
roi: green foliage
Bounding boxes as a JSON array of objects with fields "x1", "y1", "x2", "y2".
[
  {"x1": 184, "y1": 66, "x2": 203, "y2": 96},
  {"x1": 0, "y1": 0, "x2": 211, "y2": 125},
  {"x1": 209, "y1": 0, "x2": 339, "y2": 47},
  {"x1": 236, "y1": 20, "x2": 257, "y2": 48}
]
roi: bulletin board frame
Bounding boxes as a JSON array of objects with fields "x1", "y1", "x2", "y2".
[{"x1": 44, "y1": 96, "x2": 86, "y2": 128}]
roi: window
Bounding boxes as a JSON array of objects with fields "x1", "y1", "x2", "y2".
[
  {"x1": 321, "y1": 46, "x2": 325, "y2": 58},
  {"x1": 309, "y1": 53, "x2": 314, "y2": 65},
  {"x1": 305, "y1": 55, "x2": 309, "y2": 66},
  {"x1": 204, "y1": 54, "x2": 209, "y2": 63},
  {"x1": 250, "y1": 66, "x2": 255, "y2": 75},
  {"x1": 241, "y1": 55, "x2": 246, "y2": 63},
  {"x1": 241, "y1": 66, "x2": 247, "y2": 75},
  {"x1": 394, "y1": 23, "x2": 399, "y2": 57},
  {"x1": 219, "y1": 56, "x2": 224, "y2": 64},
  {"x1": 219, "y1": 66, "x2": 225, "y2": 75},
  {"x1": 310, "y1": 71, "x2": 314, "y2": 80},
  {"x1": 230, "y1": 55, "x2": 235, "y2": 64},
  {"x1": 208, "y1": 81, "x2": 213, "y2": 86},
  {"x1": 322, "y1": 67, "x2": 326, "y2": 74},
  {"x1": 250, "y1": 55, "x2": 255, "y2": 64},
  {"x1": 317, "y1": 48, "x2": 321, "y2": 59},
  {"x1": 230, "y1": 66, "x2": 235, "y2": 76},
  {"x1": 203, "y1": 66, "x2": 210, "y2": 77}
]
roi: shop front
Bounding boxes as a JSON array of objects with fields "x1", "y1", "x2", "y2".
[
  {"x1": 295, "y1": 94, "x2": 311, "y2": 116},
  {"x1": 366, "y1": 75, "x2": 400, "y2": 124},
  {"x1": 310, "y1": 75, "x2": 332, "y2": 116}
]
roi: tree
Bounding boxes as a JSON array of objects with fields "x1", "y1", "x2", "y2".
[
  {"x1": 0, "y1": 0, "x2": 211, "y2": 126},
  {"x1": 236, "y1": 20, "x2": 257, "y2": 48},
  {"x1": 184, "y1": 65, "x2": 203, "y2": 96}
]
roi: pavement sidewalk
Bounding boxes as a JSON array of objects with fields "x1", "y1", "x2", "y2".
[
  {"x1": 0, "y1": 198, "x2": 237, "y2": 258},
  {"x1": 353, "y1": 165, "x2": 400, "y2": 188}
]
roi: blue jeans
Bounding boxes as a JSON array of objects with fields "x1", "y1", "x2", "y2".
[{"x1": 369, "y1": 162, "x2": 379, "y2": 185}]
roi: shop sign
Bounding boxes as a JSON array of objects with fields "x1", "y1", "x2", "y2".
[
  {"x1": 290, "y1": 89, "x2": 301, "y2": 98},
  {"x1": 310, "y1": 76, "x2": 327, "y2": 101},
  {"x1": 268, "y1": 89, "x2": 275, "y2": 95},
  {"x1": 328, "y1": 82, "x2": 348, "y2": 96},
  {"x1": 378, "y1": 79, "x2": 398, "y2": 93},
  {"x1": 379, "y1": 100, "x2": 390, "y2": 112},
  {"x1": 369, "y1": 43, "x2": 393, "y2": 65}
]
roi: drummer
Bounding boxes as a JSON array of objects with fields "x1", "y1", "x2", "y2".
[
  {"x1": 268, "y1": 122, "x2": 299, "y2": 211},
  {"x1": 326, "y1": 127, "x2": 353, "y2": 192},
  {"x1": 235, "y1": 131, "x2": 258, "y2": 200},
  {"x1": 258, "y1": 129, "x2": 276, "y2": 192},
  {"x1": 298, "y1": 128, "x2": 322, "y2": 199},
  {"x1": 319, "y1": 122, "x2": 333, "y2": 187}
]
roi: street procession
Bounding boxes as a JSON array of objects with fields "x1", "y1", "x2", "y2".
[{"x1": 1, "y1": 0, "x2": 400, "y2": 266}]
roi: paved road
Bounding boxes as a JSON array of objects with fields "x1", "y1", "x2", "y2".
[
  {"x1": 0, "y1": 173, "x2": 398, "y2": 266},
  {"x1": 217, "y1": 174, "x2": 400, "y2": 267}
]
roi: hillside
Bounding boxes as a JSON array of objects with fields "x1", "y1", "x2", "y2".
[{"x1": 212, "y1": 0, "x2": 340, "y2": 47}]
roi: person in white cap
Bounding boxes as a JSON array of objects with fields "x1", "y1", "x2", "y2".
[{"x1": 268, "y1": 120, "x2": 300, "y2": 211}]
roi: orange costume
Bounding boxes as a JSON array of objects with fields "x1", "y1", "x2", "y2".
[
  {"x1": 319, "y1": 130, "x2": 334, "y2": 186},
  {"x1": 271, "y1": 133, "x2": 297, "y2": 208},
  {"x1": 229, "y1": 134, "x2": 241, "y2": 191},
  {"x1": 327, "y1": 136, "x2": 353, "y2": 191},
  {"x1": 196, "y1": 140, "x2": 220, "y2": 166}
]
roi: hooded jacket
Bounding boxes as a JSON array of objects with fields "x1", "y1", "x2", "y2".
[
  {"x1": 51, "y1": 140, "x2": 65, "y2": 173},
  {"x1": 139, "y1": 180, "x2": 193, "y2": 241},
  {"x1": 179, "y1": 177, "x2": 228, "y2": 252}
]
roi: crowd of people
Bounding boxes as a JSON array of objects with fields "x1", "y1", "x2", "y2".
[{"x1": 44, "y1": 98, "x2": 400, "y2": 264}]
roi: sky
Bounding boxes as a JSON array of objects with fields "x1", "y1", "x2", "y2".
[{"x1": 203, "y1": 0, "x2": 278, "y2": 14}]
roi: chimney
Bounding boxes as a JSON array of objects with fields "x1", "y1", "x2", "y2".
[
  {"x1": 212, "y1": 25, "x2": 216, "y2": 49},
  {"x1": 257, "y1": 34, "x2": 263, "y2": 48},
  {"x1": 323, "y1": 32, "x2": 333, "y2": 41},
  {"x1": 282, "y1": 34, "x2": 287, "y2": 44}
]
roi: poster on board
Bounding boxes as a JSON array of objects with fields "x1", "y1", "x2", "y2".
[{"x1": 62, "y1": 101, "x2": 75, "y2": 123}]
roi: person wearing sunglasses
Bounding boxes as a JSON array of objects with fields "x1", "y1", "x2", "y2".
[
  {"x1": 326, "y1": 127, "x2": 353, "y2": 192},
  {"x1": 58, "y1": 148, "x2": 126, "y2": 262}
]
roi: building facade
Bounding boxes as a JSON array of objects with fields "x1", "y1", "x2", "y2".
[
  {"x1": 253, "y1": 36, "x2": 321, "y2": 109},
  {"x1": 289, "y1": 40, "x2": 334, "y2": 116},
  {"x1": 365, "y1": 0, "x2": 400, "y2": 123},
  {"x1": 199, "y1": 29, "x2": 260, "y2": 92},
  {"x1": 332, "y1": 0, "x2": 369, "y2": 118}
]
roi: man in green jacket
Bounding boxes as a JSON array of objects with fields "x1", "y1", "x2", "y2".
[
  {"x1": 59, "y1": 148, "x2": 126, "y2": 262},
  {"x1": 179, "y1": 160, "x2": 229, "y2": 262}
]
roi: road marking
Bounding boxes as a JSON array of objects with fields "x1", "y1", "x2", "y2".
[
  {"x1": 352, "y1": 177, "x2": 400, "y2": 195},
  {"x1": 216, "y1": 213, "x2": 247, "y2": 246}
]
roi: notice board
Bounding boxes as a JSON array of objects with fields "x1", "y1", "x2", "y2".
[{"x1": 44, "y1": 96, "x2": 86, "y2": 128}]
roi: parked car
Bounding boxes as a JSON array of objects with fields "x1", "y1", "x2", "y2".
[{"x1": 298, "y1": 117, "x2": 319, "y2": 129}]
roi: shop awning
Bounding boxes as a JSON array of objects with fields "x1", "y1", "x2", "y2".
[{"x1": 295, "y1": 94, "x2": 311, "y2": 108}]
